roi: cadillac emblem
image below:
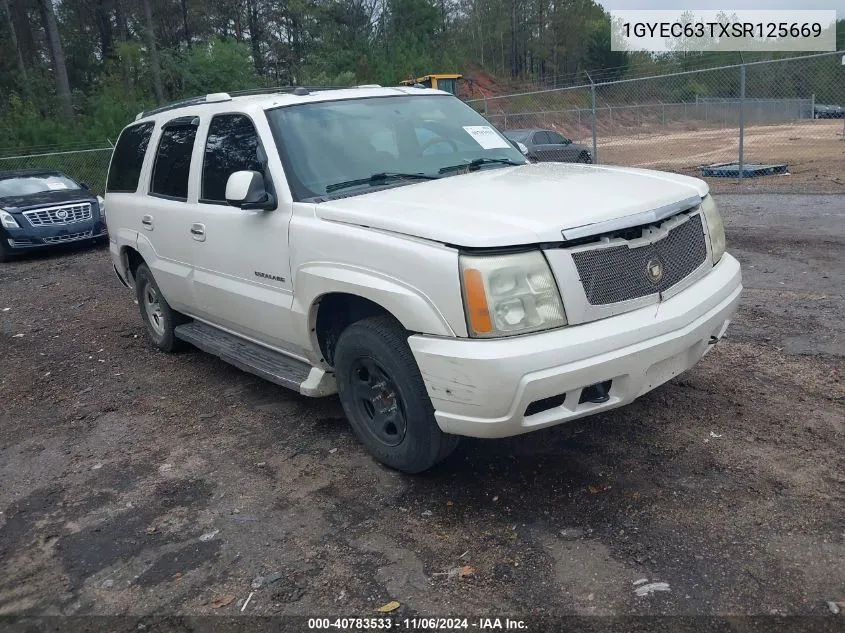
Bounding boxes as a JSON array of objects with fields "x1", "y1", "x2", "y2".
[
  {"x1": 56, "y1": 209, "x2": 69, "y2": 219},
  {"x1": 646, "y1": 257, "x2": 664, "y2": 284}
]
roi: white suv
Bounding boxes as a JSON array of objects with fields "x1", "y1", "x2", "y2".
[{"x1": 105, "y1": 86, "x2": 742, "y2": 473}]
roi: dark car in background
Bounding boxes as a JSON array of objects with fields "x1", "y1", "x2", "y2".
[
  {"x1": 0, "y1": 169, "x2": 107, "y2": 262},
  {"x1": 501, "y1": 128, "x2": 592, "y2": 163},
  {"x1": 813, "y1": 104, "x2": 845, "y2": 119}
]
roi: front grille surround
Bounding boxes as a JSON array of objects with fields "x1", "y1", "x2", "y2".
[
  {"x1": 24, "y1": 202, "x2": 92, "y2": 226},
  {"x1": 42, "y1": 230, "x2": 93, "y2": 244},
  {"x1": 570, "y1": 212, "x2": 708, "y2": 306}
]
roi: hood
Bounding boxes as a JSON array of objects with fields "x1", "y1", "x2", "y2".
[
  {"x1": 0, "y1": 188, "x2": 95, "y2": 211},
  {"x1": 315, "y1": 162, "x2": 708, "y2": 247}
]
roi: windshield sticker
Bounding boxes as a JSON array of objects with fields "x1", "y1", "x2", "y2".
[
  {"x1": 46, "y1": 182, "x2": 68, "y2": 190},
  {"x1": 463, "y1": 126, "x2": 511, "y2": 150}
]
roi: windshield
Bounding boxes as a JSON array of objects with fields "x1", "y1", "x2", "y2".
[
  {"x1": 0, "y1": 173, "x2": 81, "y2": 198},
  {"x1": 266, "y1": 94, "x2": 526, "y2": 200},
  {"x1": 503, "y1": 130, "x2": 530, "y2": 142}
]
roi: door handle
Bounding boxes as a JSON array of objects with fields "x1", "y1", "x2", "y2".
[
  {"x1": 190, "y1": 223, "x2": 206, "y2": 242},
  {"x1": 141, "y1": 215, "x2": 153, "y2": 230}
]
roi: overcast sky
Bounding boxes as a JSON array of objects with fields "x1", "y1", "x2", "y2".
[{"x1": 598, "y1": 0, "x2": 844, "y2": 12}]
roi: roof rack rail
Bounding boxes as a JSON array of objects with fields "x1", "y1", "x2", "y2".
[
  {"x1": 135, "y1": 85, "x2": 364, "y2": 120},
  {"x1": 226, "y1": 85, "x2": 357, "y2": 97},
  {"x1": 135, "y1": 96, "x2": 207, "y2": 120}
]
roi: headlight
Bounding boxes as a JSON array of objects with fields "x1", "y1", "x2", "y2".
[
  {"x1": 700, "y1": 194, "x2": 725, "y2": 263},
  {"x1": 460, "y1": 251, "x2": 567, "y2": 337},
  {"x1": 0, "y1": 209, "x2": 19, "y2": 229},
  {"x1": 97, "y1": 195, "x2": 106, "y2": 216}
]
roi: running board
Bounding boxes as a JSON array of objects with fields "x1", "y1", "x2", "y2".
[{"x1": 174, "y1": 322, "x2": 313, "y2": 392}]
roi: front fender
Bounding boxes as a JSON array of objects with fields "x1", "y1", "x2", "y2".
[{"x1": 293, "y1": 262, "x2": 457, "y2": 339}]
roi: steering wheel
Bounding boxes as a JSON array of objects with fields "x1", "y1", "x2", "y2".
[{"x1": 420, "y1": 137, "x2": 459, "y2": 155}]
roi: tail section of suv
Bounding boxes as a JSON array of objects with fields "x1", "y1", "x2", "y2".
[{"x1": 105, "y1": 86, "x2": 742, "y2": 473}]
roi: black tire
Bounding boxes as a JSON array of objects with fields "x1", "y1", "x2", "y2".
[
  {"x1": 0, "y1": 237, "x2": 12, "y2": 263},
  {"x1": 334, "y1": 315, "x2": 459, "y2": 474},
  {"x1": 578, "y1": 151, "x2": 592, "y2": 164},
  {"x1": 134, "y1": 263, "x2": 188, "y2": 352}
]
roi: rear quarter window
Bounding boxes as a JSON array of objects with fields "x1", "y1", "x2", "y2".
[
  {"x1": 106, "y1": 122, "x2": 154, "y2": 193},
  {"x1": 150, "y1": 118, "x2": 199, "y2": 200}
]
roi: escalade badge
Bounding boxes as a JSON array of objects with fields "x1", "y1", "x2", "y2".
[
  {"x1": 56, "y1": 209, "x2": 68, "y2": 219},
  {"x1": 255, "y1": 271, "x2": 286, "y2": 282},
  {"x1": 646, "y1": 258, "x2": 664, "y2": 284}
]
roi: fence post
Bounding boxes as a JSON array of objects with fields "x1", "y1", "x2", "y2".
[
  {"x1": 738, "y1": 64, "x2": 746, "y2": 182},
  {"x1": 483, "y1": 95, "x2": 488, "y2": 118},
  {"x1": 586, "y1": 72, "x2": 597, "y2": 164},
  {"x1": 609, "y1": 106, "x2": 613, "y2": 140}
]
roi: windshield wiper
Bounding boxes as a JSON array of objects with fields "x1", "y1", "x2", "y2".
[
  {"x1": 438, "y1": 157, "x2": 522, "y2": 174},
  {"x1": 325, "y1": 172, "x2": 439, "y2": 194}
]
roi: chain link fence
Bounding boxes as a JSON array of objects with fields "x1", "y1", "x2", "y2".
[
  {"x1": 0, "y1": 146, "x2": 113, "y2": 195},
  {"x1": 469, "y1": 51, "x2": 845, "y2": 193},
  {"x1": 2, "y1": 53, "x2": 843, "y2": 196}
]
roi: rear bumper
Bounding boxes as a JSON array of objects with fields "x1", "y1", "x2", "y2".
[
  {"x1": 3, "y1": 219, "x2": 107, "y2": 250},
  {"x1": 408, "y1": 254, "x2": 742, "y2": 439}
]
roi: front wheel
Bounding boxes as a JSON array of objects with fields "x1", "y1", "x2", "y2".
[
  {"x1": 578, "y1": 151, "x2": 592, "y2": 163},
  {"x1": 134, "y1": 263, "x2": 187, "y2": 352},
  {"x1": 0, "y1": 237, "x2": 13, "y2": 263},
  {"x1": 334, "y1": 315, "x2": 459, "y2": 474}
]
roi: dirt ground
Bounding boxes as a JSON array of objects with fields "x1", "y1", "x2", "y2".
[
  {"x1": 0, "y1": 195, "x2": 843, "y2": 626},
  {"x1": 598, "y1": 120, "x2": 845, "y2": 195}
]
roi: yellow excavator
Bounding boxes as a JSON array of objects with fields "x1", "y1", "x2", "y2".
[{"x1": 399, "y1": 74, "x2": 463, "y2": 95}]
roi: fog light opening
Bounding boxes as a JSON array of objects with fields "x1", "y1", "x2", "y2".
[{"x1": 579, "y1": 380, "x2": 612, "y2": 405}]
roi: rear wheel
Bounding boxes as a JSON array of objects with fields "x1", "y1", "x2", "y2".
[
  {"x1": 334, "y1": 315, "x2": 459, "y2": 474},
  {"x1": 135, "y1": 263, "x2": 187, "y2": 352},
  {"x1": 578, "y1": 151, "x2": 592, "y2": 163}
]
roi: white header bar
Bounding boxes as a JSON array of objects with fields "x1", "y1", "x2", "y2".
[{"x1": 610, "y1": 10, "x2": 837, "y2": 52}]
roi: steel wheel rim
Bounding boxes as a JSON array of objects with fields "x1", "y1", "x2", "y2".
[
  {"x1": 348, "y1": 357, "x2": 408, "y2": 448},
  {"x1": 143, "y1": 284, "x2": 166, "y2": 337}
]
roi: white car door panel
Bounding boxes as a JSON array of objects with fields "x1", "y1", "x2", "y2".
[
  {"x1": 191, "y1": 206, "x2": 294, "y2": 349},
  {"x1": 189, "y1": 112, "x2": 297, "y2": 351},
  {"x1": 135, "y1": 196, "x2": 196, "y2": 309},
  {"x1": 142, "y1": 117, "x2": 201, "y2": 311}
]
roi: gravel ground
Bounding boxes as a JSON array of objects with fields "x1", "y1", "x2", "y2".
[{"x1": 0, "y1": 194, "x2": 843, "y2": 625}]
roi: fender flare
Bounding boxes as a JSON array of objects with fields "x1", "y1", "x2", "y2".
[{"x1": 294, "y1": 263, "x2": 457, "y2": 339}]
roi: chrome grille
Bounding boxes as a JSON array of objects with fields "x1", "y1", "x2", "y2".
[
  {"x1": 42, "y1": 230, "x2": 93, "y2": 244},
  {"x1": 24, "y1": 202, "x2": 92, "y2": 226},
  {"x1": 571, "y1": 214, "x2": 708, "y2": 305}
]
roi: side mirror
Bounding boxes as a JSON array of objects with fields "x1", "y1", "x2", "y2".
[
  {"x1": 80, "y1": 182, "x2": 90, "y2": 190},
  {"x1": 506, "y1": 137, "x2": 528, "y2": 155},
  {"x1": 225, "y1": 170, "x2": 275, "y2": 210}
]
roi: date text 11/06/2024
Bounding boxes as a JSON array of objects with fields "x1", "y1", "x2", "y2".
[{"x1": 307, "y1": 617, "x2": 528, "y2": 630}]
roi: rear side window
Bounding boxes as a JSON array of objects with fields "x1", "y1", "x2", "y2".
[
  {"x1": 150, "y1": 117, "x2": 199, "y2": 200},
  {"x1": 533, "y1": 131, "x2": 551, "y2": 144},
  {"x1": 201, "y1": 114, "x2": 263, "y2": 203},
  {"x1": 107, "y1": 122, "x2": 154, "y2": 193}
]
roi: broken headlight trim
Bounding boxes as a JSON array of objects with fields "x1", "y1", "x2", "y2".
[{"x1": 700, "y1": 194, "x2": 725, "y2": 264}]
